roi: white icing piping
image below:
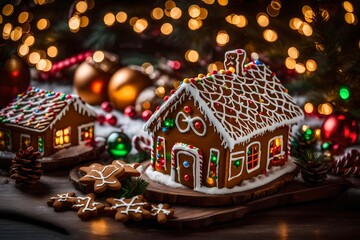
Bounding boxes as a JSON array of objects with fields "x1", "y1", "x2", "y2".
[
  {"x1": 1, "y1": 91, "x2": 97, "y2": 133},
  {"x1": 143, "y1": 52, "x2": 304, "y2": 151}
]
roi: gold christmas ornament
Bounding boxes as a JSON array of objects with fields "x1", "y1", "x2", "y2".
[
  {"x1": 73, "y1": 51, "x2": 119, "y2": 105},
  {"x1": 135, "y1": 86, "x2": 163, "y2": 114},
  {"x1": 108, "y1": 66, "x2": 153, "y2": 111}
]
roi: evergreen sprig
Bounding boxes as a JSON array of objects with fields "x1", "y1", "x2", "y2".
[
  {"x1": 116, "y1": 177, "x2": 149, "y2": 199},
  {"x1": 290, "y1": 127, "x2": 317, "y2": 158}
]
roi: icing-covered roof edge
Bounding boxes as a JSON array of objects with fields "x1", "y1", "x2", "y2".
[
  {"x1": 1, "y1": 94, "x2": 97, "y2": 133},
  {"x1": 143, "y1": 82, "x2": 304, "y2": 150}
]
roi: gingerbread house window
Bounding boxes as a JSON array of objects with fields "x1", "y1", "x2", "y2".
[
  {"x1": 268, "y1": 136, "x2": 283, "y2": 159},
  {"x1": 207, "y1": 148, "x2": 220, "y2": 187},
  {"x1": 0, "y1": 128, "x2": 10, "y2": 150},
  {"x1": 228, "y1": 151, "x2": 245, "y2": 181},
  {"x1": 20, "y1": 134, "x2": 31, "y2": 150},
  {"x1": 38, "y1": 136, "x2": 44, "y2": 155},
  {"x1": 156, "y1": 136, "x2": 167, "y2": 170},
  {"x1": 54, "y1": 127, "x2": 71, "y2": 148},
  {"x1": 246, "y1": 142, "x2": 261, "y2": 173},
  {"x1": 79, "y1": 123, "x2": 94, "y2": 143}
]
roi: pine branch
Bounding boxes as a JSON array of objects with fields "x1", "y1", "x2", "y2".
[{"x1": 116, "y1": 177, "x2": 149, "y2": 199}]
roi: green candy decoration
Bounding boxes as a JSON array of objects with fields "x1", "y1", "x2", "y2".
[
  {"x1": 234, "y1": 160, "x2": 241, "y2": 167},
  {"x1": 107, "y1": 132, "x2": 132, "y2": 158}
]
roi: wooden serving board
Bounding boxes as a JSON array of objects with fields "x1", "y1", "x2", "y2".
[
  {"x1": 0, "y1": 141, "x2": 105, "y2": 172},
  {"x1": 70, "y1": 160, "x2": 299, "y2": 207}
]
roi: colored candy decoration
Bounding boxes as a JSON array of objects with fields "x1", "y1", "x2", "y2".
[
  {"x1": 183, "y1": 161, "x2": 190, "y2": 168},
  {"x1": 184, "y1": 174, "x2": 190, "y2": 181},
  {"x1": 234, "y1": 160, "x2": 241, "y2": 167}
]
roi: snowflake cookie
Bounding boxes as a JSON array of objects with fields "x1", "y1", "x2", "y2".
[
  {"x1": 105, "y1": 195, "x2": 151, "y2": 222},
  {"x1": 112, "y1": 160, "x2": 141, "y2": 180},
  {"x1": 72, "y1": 193, "x2": 105, "y2": 220},
  {"x1": 79, "y1": 163, "x2": 125, "y2": 193},
  {"x1": 47, "y1": 192, "x2": 76, "y2": 211},
  {"x1": 150, "y1": 203, "x2": 175, "y2": 224}
]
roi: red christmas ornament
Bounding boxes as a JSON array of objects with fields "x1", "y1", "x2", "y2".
[
  {"x1": 97, "y1": 114, "x2": 105, "y2": 125},
  {"x1": 101, "y1": 101, "x2": 113, "y2": 112},
  {"x1": 0, "y1": 56, "x2": 30, "y2": 107},
  {"x1": 141, "y1": 110, "x2": 153, "y2": 121},
  {"x1": 105, "y1": 114, "x2": 118, "y2": 126},
  {"x1": 321, "y1": 114, "x2": 359, "y2": 148},
  {"x1": 124, "y1": 106, "x2": 136, "y2": 118}
]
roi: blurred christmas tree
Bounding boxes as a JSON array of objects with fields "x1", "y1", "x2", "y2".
[{"x1": 0, "y1": 0, "x2": 359, "y2": 117}]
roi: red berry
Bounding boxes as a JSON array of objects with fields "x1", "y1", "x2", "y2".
[
  {"x1": 142, "y1": 110, "x2": 153, "y2": 121},
  {"x1": 124, "y1": 106, "x2": 136, "y2": 118},
  {"x1": 101, "y1": 101, "x2": 113, "y2": 113},
  {"x1": 105, "y1": 114, "x2": 117, "y2": 126}
]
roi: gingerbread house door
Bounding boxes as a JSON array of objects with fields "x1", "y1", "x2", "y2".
[{"x1": 171, "y1": 143, "x2": 203, "y2": 189}]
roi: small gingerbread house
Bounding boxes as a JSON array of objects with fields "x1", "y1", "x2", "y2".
[
  {"x1": 0, "y1": 87, "x2": 97, "y2": 157},
  {"x1": 144, "y1": 49, "x2": 304, "y2": 190}
]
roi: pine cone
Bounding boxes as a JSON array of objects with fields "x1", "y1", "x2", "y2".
[
  {"x1": 299, "y1": 161, "x2": 331, "y2": 184},
  {"x1": 10, "y1": 147, "x2": 42, "y2": 188},
  {"x1": 294, "y1": 149, "x2": 332, "y2": 185}
]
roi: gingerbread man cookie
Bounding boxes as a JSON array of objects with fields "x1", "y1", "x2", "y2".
[
  {"x1": 112, "y1": 160, "x2": 141, "y2": 180},
  {"x1": 79, "y1": 163, "x2": 125, "y2": 193},
  {"x1": 47, "y1": 192, "x2": 76, "y2": 211},
  {"x1": 105, "y1": 195, "x2": 151, "y2": 222},
  {"x1": 150, "y1": 203, "x2": 175, "y2": 224},
  {"x1": 72, "y1": 193, "x2": 105, "y2": 220}
]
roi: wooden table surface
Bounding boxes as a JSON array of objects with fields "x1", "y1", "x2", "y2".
[{"x1": 1, "y1": 166, "x2": 360, "y2": 240}]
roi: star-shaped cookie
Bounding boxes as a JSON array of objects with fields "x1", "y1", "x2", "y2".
[
  {"x1": 112, "y1": 160, "x2": 141, "y2": 180},
  {"x1": 105, "y1": 195, "x2": 151, "y2": 222},
  {"x1": 72, "y1": 193, "x2": 105, "y2": 220},
  {"x1": 47, "y1": 192, "x2": 76, "y2": 211},
  {"x1": 79, "y1": 163, "x2": 125, "y2": 193}
]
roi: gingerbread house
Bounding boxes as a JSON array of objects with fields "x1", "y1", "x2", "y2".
[
  {"x1": 0, "y1": 87, "x2": 97, "y2": 157},
  {"x1": 144, "y1": 49, "x2": 304, "y2": 190}
]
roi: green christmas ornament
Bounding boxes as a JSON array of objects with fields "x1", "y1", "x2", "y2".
[{"x1": 107, "y1": 132, "x2": 132, "y2": 158}]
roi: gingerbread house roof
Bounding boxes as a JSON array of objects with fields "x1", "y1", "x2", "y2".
[
  {"x1": 144, "y1": 50, "x2": 304, "y2": 151},
  {"x1": 0, "y1": 86, "x2": 97, "y2": 132}
]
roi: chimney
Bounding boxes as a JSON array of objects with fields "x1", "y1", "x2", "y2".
[{"x1": 224, "y1": 49, "x2": 246, "y2": 76}]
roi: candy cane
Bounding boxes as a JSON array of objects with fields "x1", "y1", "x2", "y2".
[{"x1": 132, "y1": 135, "x2": 152, "y2": 153}]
